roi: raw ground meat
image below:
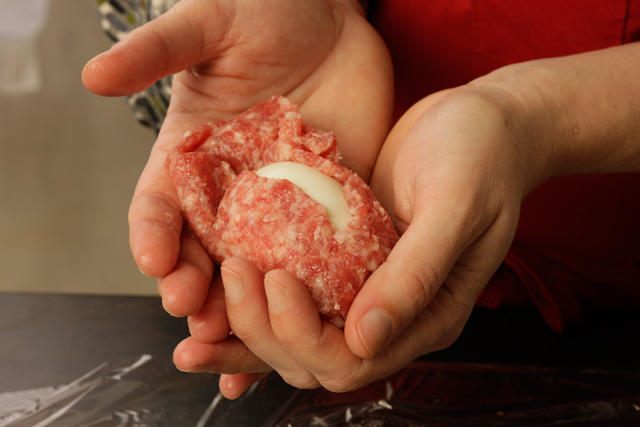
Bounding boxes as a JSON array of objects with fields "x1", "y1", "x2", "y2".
[{"x1": 168, "y1": 96, "x2": 398, "y2": 326}]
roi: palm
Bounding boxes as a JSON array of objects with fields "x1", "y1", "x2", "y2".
[
  {"x1": 83, "y1": 0, "x2": 392, "y2": 316},
  {"x1": 154, "y1": 0, "x2": 391, "y2": 180}
]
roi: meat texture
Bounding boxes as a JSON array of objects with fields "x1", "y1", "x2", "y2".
[{"x1": 167, "y1": 96, "x2": 398, "y2": 326}]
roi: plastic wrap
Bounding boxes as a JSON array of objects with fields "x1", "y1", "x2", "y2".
[
  {"x1": 1, "y1": 357, "x2": 639, "y2": 426},
  {"x1": 267, "y1": 362, "x2": 640, "y2": 426}
]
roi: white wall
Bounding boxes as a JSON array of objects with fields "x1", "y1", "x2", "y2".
[{"x1": 0, "y1": 1, "x2": 157, "y2": 295}]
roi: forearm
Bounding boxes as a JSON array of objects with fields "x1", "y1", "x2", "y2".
[{"x1": 475, "y1": 42, "x2": 640, "y2": 183}]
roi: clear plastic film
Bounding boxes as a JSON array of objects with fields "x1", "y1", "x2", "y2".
[
  {"x1": 0, "y1": 354, "x2": 290, "y2": 427},
  {"x1": 266, "y1": 362, "x2": 640, "y2": 426},
  {"x1": 2, "y1": 357, "x2": 639, "y2": 426}
]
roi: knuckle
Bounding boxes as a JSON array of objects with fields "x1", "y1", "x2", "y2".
[
  {"x1": 318, "y1": 362, "x2": 367, "y2": 393},
  {"x1": 129, "y1": 191, "x2": 182, "y2": 232},
  {"x1": 228, "y1": 321, "x2": 261, "y2": 344},
  {"x1": 321, "y1": 373, "x2": 363, "y2": 393},
  {"x1": 417, "y1": 303, "x2": 466, "y2": 354},
  {"x1": 281, "y1": 372, "x2": 319, "y2": 390},
  {"x1": 273, "y1": 327, "x2": 302, "y2": 349},
  {"x1": 432, "y1": 327, "x2": 463, "y2": 352},
  {"x1": 275, "y1": 319, "x2": 323, "y2": 356},
  {"x1": 398, "y1": 266, "x2": 439, "y2": 316},
  {"x1": 147, "y1": 27, "x2": 173, "y2": 75}
]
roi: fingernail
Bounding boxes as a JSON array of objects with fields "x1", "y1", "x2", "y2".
[
  {"x1": 219, "y1": 374, "x2": 233, "y2": 390},
  {"x1": 137, "y1": 253, "x2": 153, "y2": 277},
  {"x1": 222, "y1": 266, "x2": 244, "y2": 303},
  {"x1": 357, "y1": 308, "x2": 394, "y2": 357},
  {"x1": 180, "y1": 365, "x2": 208, "y2": 373},
  {"x1": 265, "y1": 277, "x2": 287, "y2": 313},
  {"x1": 138, "y1": 265, "x2": 151, "y2": 278}
]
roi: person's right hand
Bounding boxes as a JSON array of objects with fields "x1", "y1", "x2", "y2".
[{"x1": 82, "y1": 0, "x2": 393, "y2": 398}]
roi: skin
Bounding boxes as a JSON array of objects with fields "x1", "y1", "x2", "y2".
[
  {"x1": 84, "y1": 0, "x2": 640, "y2": 398},
  {"x1": 349, "y1": 44, "x2": 640, "y2": 362},
  {"x1": 171, "y1": 43, "x2": 640, "y2": 396},
  {"x1": 83, "y1": 0, "x2": 392, "y2": 397}
]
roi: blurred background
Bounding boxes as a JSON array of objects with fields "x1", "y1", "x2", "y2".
[{"x1": 0, "y1": 1, "x2": 157, "y2": 295}]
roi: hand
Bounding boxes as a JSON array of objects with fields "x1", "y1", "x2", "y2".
[
  {"x1": 174, "y1": 256, "x2": 464, "y2": 397},
  {"x1": 344, "y1": 43, "x2": 640, "y2": 361},
  {"x1": 345, "y1": 40, "x2": 640, "y2": 360},
  {"x1": 343, "y1": 84, "x2": 553, "y2": 361},
  {"x1": 82, "y1": 0, "x2": 393, "y2": 392},
  {"x1": 174, "y1": 84, "x2": 553, "y2": 398},
  {"x1": 171, "y1": 40, "x2": 640, "y2": 397}
]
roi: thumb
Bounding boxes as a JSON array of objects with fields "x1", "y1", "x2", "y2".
[
  {"x1": 82, "y1": 0, "x2": 235, "y2": 96},
  {"x1": 344, "y1": 199, "x2": 477, "y2": 359}
]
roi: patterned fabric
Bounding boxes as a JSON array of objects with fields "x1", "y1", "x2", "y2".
[
  {"x1": 96, "y1": 0, "x2": 179, "y2": 132},
  {"x1": 97, "y1": 0, "x2": 373, "y2": 132}
]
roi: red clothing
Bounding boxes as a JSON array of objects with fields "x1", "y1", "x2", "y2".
[{"x1": 376, "y1": 0, "x2": 640, "y2": 332}]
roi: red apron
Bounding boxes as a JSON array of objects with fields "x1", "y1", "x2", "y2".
[{"x1": 376, "y1": 0, "x2": 640, "y2": 332}]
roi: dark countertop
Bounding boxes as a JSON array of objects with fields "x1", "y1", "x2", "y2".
[
  {"x1": 1, "y1": 292, "x2": 639, "y2": 426},
  {"x1": 1, "y1": 293, "x2": 186, "y2": 391}
]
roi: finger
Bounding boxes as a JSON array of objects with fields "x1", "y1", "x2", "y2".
[
  {"x1": 128, "y1": 148, "x2": 182, "y2": 278},
  {"x1": 344, "y1": 194, "x2": 480, "y2": 359},
  {"x1": 362, "y1": 283, "x2": 475, "y2": 374},
  {"x1": 82, "y1": 0, "x2": 236, "y2": 96},
  {"x1": 219, "y1": 372, "x2": 269, "y2": 400},
  {"x1": 264, "y1": 270, "x2": 369, "y2": 392},
  {"x1": 128, "y1": 112, "x2": 210, "y2": 277},
  {"x1": 221, "y1": 258, "x2": 319, "y2": 389},
  {"x1": 346, "y1": 202, "x2": 518, "y2": 359},
  {"x1": 158, "y1": 231, "x2": 214, "y2": 317},
  {"x1": 420, "y1": 208, "x2": 520, "y2": 349},
  {"x1": 381, "y1": 263, "x2": 495, "y2": 364},
  {"x1": 173, "y1": 336, "x2": 269, "y2": 374},
  {"x1": 188, "y1": 275, "x2": 230, "y2": 342}
]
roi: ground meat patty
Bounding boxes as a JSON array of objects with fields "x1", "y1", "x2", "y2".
[{"x1": 168, "y1": 96, "x2": 398, "y2": 326}]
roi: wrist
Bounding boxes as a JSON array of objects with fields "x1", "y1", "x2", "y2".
[
  {"x1": 465, "y1": 69, "x2": 559, "y2": 196},
  {"x1": 471, "y1": 44, "x2": 640, "y2": 178}
]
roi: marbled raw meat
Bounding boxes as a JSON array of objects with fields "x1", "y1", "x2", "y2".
[{"x1": 168, "y1": 96, "x2": 398, "y2": 326}]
